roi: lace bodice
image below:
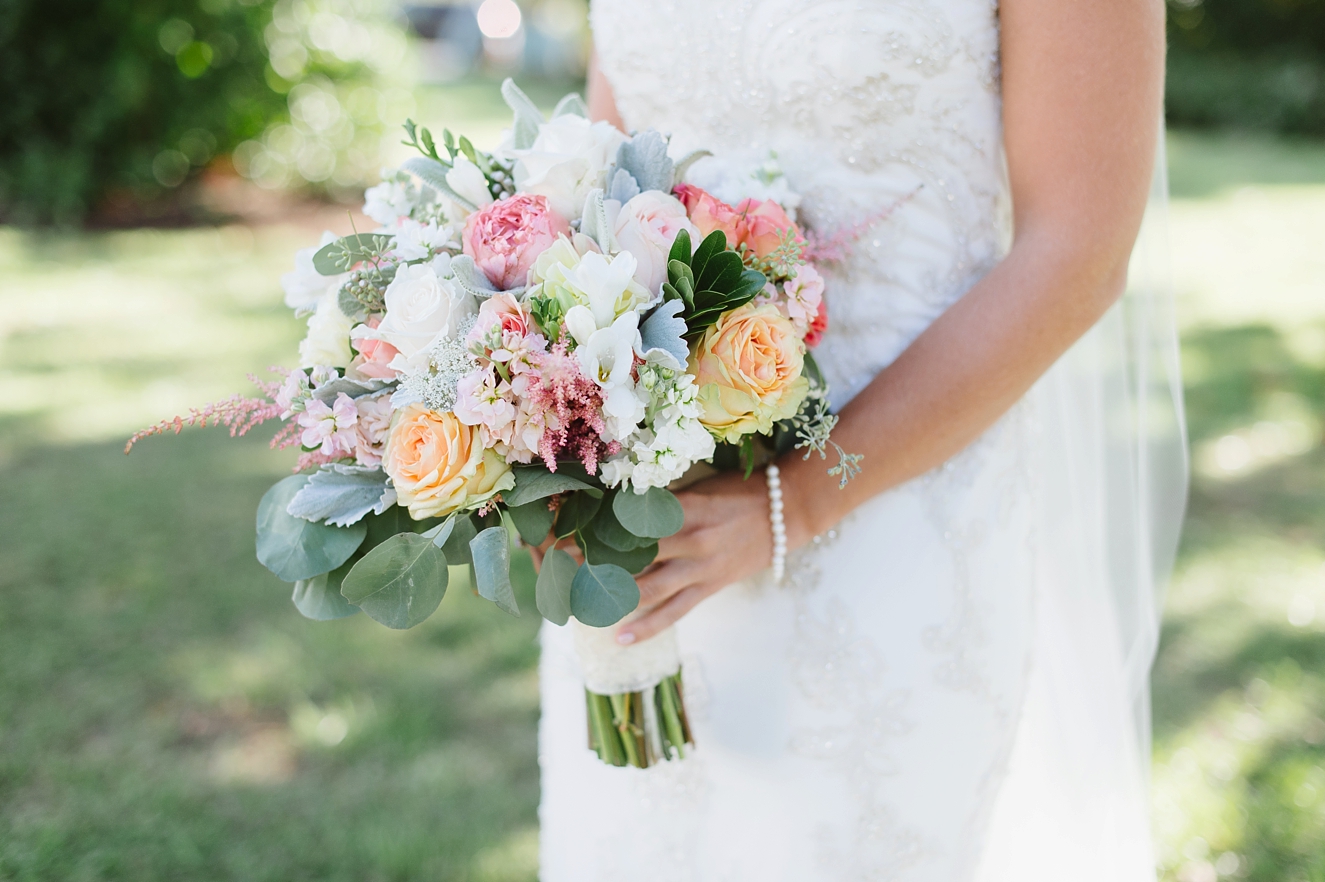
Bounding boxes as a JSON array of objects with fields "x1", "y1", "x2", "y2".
[{"x1": 591, "y1": 0, "x2": 1011, "y2": 406}]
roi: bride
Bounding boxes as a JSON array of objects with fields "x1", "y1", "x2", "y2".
[{"x1": 537, "y1": 1, "x2": 1187, "y2": 879}]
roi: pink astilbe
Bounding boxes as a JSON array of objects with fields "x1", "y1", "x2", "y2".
[
  {"x1": 525, "y1": 341, "x2": 619, "y2": 474},
  {"x1": 802, "y1": 185, "x2": 923, "y2": 265},
  {"x1": 125, "y1": 368, "x2": 295, "y2": 455}
]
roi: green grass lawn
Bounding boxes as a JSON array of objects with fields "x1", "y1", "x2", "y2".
[{"x1": 1, "y1": 106, "x2": 1323, "y2": 879}]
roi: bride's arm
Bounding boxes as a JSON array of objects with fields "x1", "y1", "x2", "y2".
[{"x1": 614, "y1": 0, "x2": 1167, "y2": 644}]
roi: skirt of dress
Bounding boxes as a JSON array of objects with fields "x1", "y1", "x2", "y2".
[{"x1": 538, "y1": 406, "x2": 1039, "y2": 882}]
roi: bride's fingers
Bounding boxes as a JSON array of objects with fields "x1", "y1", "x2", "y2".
[
  {"x1": 635, "y1": 558, "x2": 701, "y2": 608},
  {"x1": 619, "y1": 585, "x2": 708, "y2": 644}
]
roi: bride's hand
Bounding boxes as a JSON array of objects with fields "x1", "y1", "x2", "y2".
[{"x1": 615, "y1": 468, "x2": 808, "y2": 646}]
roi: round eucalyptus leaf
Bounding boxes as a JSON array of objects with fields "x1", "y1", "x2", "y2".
[
  {"x1": 570, "y1": 562, "x2": 640, "y2": 627},
  {"x1": 507, "y1": 500, "x2": 555, "y2": 546},
  {"x1": 470, "y1": 526, "x2": 519, "y2": 617},
  {"x1": 536, "y1": 548, "x2": 577, "y2": 625},
  {"x1": 554, "y1": 490, "x2": 601, "y2": 539},
  {"x1": 257, "y1": 475, "x2": 367, "y2": 582},
  {"x1": 291, "y1": 573, "x2": 360, "y2": 621},
  {"x1": 340, "y1": 533, "x2": 448, "y2": 630},
  {"x1": 589, "y1": 495, "x2": 651, "y2": 552},
  {"x1": 579, "y1": 531, "x2": 658, "y2": 575},
  {"x1": 612, "y1": 486, "x2": 684, "y2": 539}
]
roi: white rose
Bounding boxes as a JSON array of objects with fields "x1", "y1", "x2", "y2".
[
  {"x1": 611, "y1": 191, "x2": 699, "y2": 295},
  {"x1": 298, "y1": 290, "x2": 355, "y2": 369},
  {"x1": 509, "y1": 116, "x2": 626, "y2": 221},
  {"x1": 282, "y1": 230, "x2": 347, "y2": 315},
  {"x1": 372, "y1": 262, "x2": 477, "y2": 365}
]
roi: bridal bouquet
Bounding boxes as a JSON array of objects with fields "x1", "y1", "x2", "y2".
[{"x1": 129, "y1": 81, "x2": 858, "y2": 768}]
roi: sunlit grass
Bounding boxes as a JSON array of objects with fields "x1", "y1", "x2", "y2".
[{"x1": 0, "y1": 126, "x2": 1322, "y2": 880}]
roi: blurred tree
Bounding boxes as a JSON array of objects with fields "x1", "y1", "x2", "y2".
[
  {"x1": 0, "y1": 0, "x2": 400, "y2": 226},
  {"x1": 1167, "y1": 0, "x2": 1325, "y2": 134}
]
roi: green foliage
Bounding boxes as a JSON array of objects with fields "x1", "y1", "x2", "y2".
[
  {"x1": 313, "y1": 233, "x2": 394, "y2": 275},
  {"x1": 1167, "y1": 0, "x2": 1325, "y2": 135},
  {"x1": 612, "y1": 486, "x2": 685, "y2": 540},
  {"x1": 535, "y1": 548, "x2": 576, "y2": 625},
  {"x1": 255, "y1": 475, "x2": 367, "y2": 582},
  {"x1": 291, "y1": 572, "x2": 360, "y2": 620},
  {"x1": 662, "y1": 229, "x2": 768, "y2": 338},
  {"x1": 470, "y1": 526, "x2": 519, "y2": 617},
  {"x1": 505, "y1": 465, "x2": 601, "y2": 508},
  {"x1": 339, "y1": 532, "x2": 448, "y2": 629},
  {"x1": 507, "y1": 499, "x2": 555, "y2": 546},
  {"x1": 569, "y1": 562, "x2": 640, "y2": 628}
]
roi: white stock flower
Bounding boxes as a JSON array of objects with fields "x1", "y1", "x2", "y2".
[
  {"x1": 363, "y1": 172, "x2": 416, "y2": 226},
  {"x1": 393, "y1": 219, "x2": 455, "y2": 261},
  {"x1": 298, "y1": 290, "x2": 355, "y2": 369},
  {"x1": 367, "y1": 262, "x2": 476, "y2": 371},
  {"x1": 509, "y1": 116, "x2": 626, "y2": 221},
  {"x1": 282, "y1": 230, "x2": 347, "y2": 315},
  {"x1": 611, "y1": 191, "x2": 699, "y2": 295}
]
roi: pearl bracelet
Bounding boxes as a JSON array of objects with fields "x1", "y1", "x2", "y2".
[{"x1": 767, "y1": 463, "x2": 787, "y2": 583}]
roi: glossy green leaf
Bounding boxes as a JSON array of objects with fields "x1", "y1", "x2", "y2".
[
  {"x1": 471, "y1": 526, "x2": 519, "y2": 616},
  {"x1": 535, "y1": 548, "x2": 577, "y2": 625},
  {"x1": 340, "y1": 533, "x2": 448, "y2": 629},
  {"x1": 570, "y1": 562, "x2": 640, "y2": 627},
  {"x1": 508, "y1": 499, "x2": 555, "y2": 546},
  {"x1": 256, "y1": 475, "x2": 367, "y2": 582},
  {"x1": 612, "y1": 487, "x2": 684, "y2": 540}
]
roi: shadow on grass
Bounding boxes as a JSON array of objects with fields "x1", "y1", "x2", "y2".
[{"x1": 0, "y1": 425, "x2": 541, "y2": 882}]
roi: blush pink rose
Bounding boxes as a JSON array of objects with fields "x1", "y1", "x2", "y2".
[
  {"x1": 348, "y1": 315, "x2": 401, "y2": 380},
  {"x1": 462, "y1": 194, "x2": 569, "y2": 291},
  {"x1": 613, "y1": 191, "x2": 700, "y2": 294},
  {"x1": 735, "y1": 197, "x2": 802, "y2": 259}
]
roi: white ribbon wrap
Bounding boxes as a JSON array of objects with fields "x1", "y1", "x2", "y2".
[{"x1": 571, "y1": 619, "x2": 681, "y2": 694}]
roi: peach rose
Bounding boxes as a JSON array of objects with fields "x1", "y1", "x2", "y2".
[
  {"x1": 384, "y1": 404, "x2": 514, "y2": 519},
  {"x1": 463, "y1": 194, "x2": 570, "y2": 291},
  {"x1": 689, "y1": 302, "x2": 810, "y2": 443},
  {"x1": 736, "y1": 197, "x2": 801, "y2": 259}
]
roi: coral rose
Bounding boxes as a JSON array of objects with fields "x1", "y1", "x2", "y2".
[
  {"x1": 384, "y1": 404, "x2": 514, "y2": 519},
  {"x1": 674, "y1": 183, "x2": 746, "y2": 247},
  {"x1": 690, "y1": 303, "x2": 810, "y2": 443},
  {"x1": 462, "y1": 194, "x2": 569, "y2": 291},
  {"x1": 736, "y1": 197, "x2": 801, "y2": 259}
]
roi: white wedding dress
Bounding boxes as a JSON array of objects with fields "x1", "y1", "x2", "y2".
[{"x1": 539, "y1": 2, "x2": 1188, "y2": 880}]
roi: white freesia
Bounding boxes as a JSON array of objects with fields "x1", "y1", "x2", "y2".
[
  {"x1": 559, "y1": 250, "x2": 652, "y2": 334},
  {"x1": 393, "y1": 219, "x2": 455, "y2": 261},
  {"x1": 611, "y1": 192, "x2": 699, "y2": 295},
  {"x1": 282, "y1": 230, "x2": 348, "y2": 316},
  {"x1": 363, "y1": 172, "x2": 418, "y2": 226},
  {"x1": 509, "y1": 115, "x2": 626, "y2": 221},
  {"x1": 444, "y1": 156, "x2": 495, "y2": 217},
  {"x1": 298, "y1": 290, "x2": 355, "y2": 369},
  {"x1": 575, "y1": 311, "x2": 645, "y2": 441},
  {"x1": 366, "y1": 262, "x2": 476, "y2": 372}
]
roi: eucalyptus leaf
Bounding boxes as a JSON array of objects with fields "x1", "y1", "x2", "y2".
[
  {"x1": 505, "y1": 466, "x2": 601, "y2": 507},
  {"x1": 286, "y1": 465, "x2": 395, "y2": 527},
  {"x1": 340, "y1": 533, "x2": 448, "y2": 629},
  {"x1": 615, "y1": 130, "x2": 673, "y2": 193},
  {"x1": 535, "y1": 548, "x2": 577, "y2": 625},
  {"x1": 552, "y1": 92, "x2": 589, "y2": 119},
  {"x1": 579, "y1": 531, "x2": 658, "y2": 575},
  {"x1": 292, "y1": 573, "x2": 360, "y2": 621},
  {"x1": 589, "y1": 494, "x2": 651, "y2": 552},
  {"x1": 570, "y1": 563, "x2": 641, "y2": 627},
  {"x1": 612, "y1": 487, "x2": 685, "y2": 539},
  {"x1": 555, "y1": 490, "x2": 601, "y2": 539},
  {"x1": 257, "y1": 475, "x2": 367, "y2": 582},
  {"x1": 638, "y1": 298, "x2": 689, "y2": 369},
  {"x1": 312, "y1": 234, "x2": 393, "y2": 275},
  {"x1": 441, "y1": 513, "x2": 479, "y2": 565},
  {"x1": 501, "y1": 78, "x2": 544, "y2": 150},
  {"x1": 400, "y1": 156, "x2": 477, "y2": 212},
  {"x1": 508, "y1": 499, "x2": 555, "y2": 546},
  {"x1": 422, "y1": 513, "x2": 456, "y2": 547},
  {"x1": 470, "y1": 526, "x2": 519, "y2": 616}
]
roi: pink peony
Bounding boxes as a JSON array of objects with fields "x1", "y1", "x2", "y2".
[
  {"x1": 462, "y1": 194, "x2": 569, "y2": 291},
  {"x1": 297, "y1": 392, "x2": 358, "y2": 458}
]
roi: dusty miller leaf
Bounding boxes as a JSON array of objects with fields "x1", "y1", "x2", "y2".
[
  {"x1": 616, "y1": 130, "x2": 673, "y2": 193},
  {"x1": 286, "y1": 465, "x2": 396, "y2": 528}
]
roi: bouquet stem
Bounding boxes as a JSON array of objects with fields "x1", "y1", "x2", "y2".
[{"x1": 585, "y1": 670, "x2": 693, "y2": 768}]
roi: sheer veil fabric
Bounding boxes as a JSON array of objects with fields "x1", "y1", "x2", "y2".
[
  {"x1": 539, "y1": 3, "x2": 1187, "y2": 878},
  {"x1": 975, "y1": 134, "x2": 1187, "y2": 881}
]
